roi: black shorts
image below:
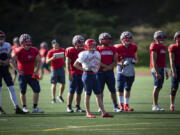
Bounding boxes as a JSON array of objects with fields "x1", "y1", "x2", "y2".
[{"x1": 0, "y1": 66, "x2": 13, "y2": 87}]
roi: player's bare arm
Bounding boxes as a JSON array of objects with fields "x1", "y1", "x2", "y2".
[
  {"x1": 66, "y1": 57, "x2": 73, "y2": 81},
  {"x1": 34, "y1": 54, "x2": 42, "y2": 75},
  {"x1": 152, "y1": 51, "x2": 161, "y2": 80},
  {"x1": 11, "y1": 53, "x2": 24, "y2": 75},
  {"x1": 46, "y1": 55, "x2": 56, "y2": 64},
  {"x1": 169, "y1": 52, "x2": 177, "y2": 79}
]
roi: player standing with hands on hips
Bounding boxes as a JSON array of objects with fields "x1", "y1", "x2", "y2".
[
  {"x1": 115, "y1": 31, "x2": 138, "y2": 112},
  {"x1": 168, "y1": 31, "x2": 180, "y2": 111},
  {"x1": 150, "y1": 30, "x2": 168, "y2": 111},
  {"x1": 74, "y1": 39, "x2": 113, "y2": 118}
]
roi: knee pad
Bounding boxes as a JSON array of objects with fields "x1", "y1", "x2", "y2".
[{"x1": 171, "y1": 89, "x2": 177, "y2": 96}]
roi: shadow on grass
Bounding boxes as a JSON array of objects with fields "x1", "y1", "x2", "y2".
[{"x1": 1, "y1": 111, "x2": 180, "y2": 118}]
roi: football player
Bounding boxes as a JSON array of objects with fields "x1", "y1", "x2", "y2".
[
  {"x1": 11, "y1": 33, "x2": 44, "y2": 113},
  {"x1": 115, "y1": 31, "x2": 138, "y2": 111},
  {"x1": 65, "y1": 35, "x2": 85, "y2": 113},
  {"x1": 150, "y1": 30, "x2": 168, "y2": 111},
  {"x1": 11, "y1": 37, "x2": 20, "y2": 82},
  {"x1": 46, "y1": 40, "x2": 65, "y2": 103},
  {"x1": 97, "y1": 32, "x2": 121, "y2": 112},
  {"x1": 168, "y1": 31, "x2": 180, "y2": 111},
  {"x1": 74, "y1": 39, "x2": 113, "y2": 118},
  {"x1": 39, "y1": 41, "x2": 50, "y2": 80},
  {"x1": 0, "y1": 30, "x2": 24, "y2": 114}
]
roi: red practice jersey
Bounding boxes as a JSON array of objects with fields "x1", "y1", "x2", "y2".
[
  {"x1": 47, "y1": 48, "x2": 65, "y2": 70},
  {"x1": 39, "y1": 48, "x2": 48, "y2": 63},
  {"x1": 168, "y1": 44, "x2": 180, "y2": 66},
  {"x1": 65, "y1": 47, "x2": 83, "y2": 75},
  {"x1": 14, "y1": 46, "x2": 39, "y2": 75},
  {"x1": 115, "y1": 43, "x2": 137, "y2": 62},
  {"x1": 150, "y1": 43, "x2": 166, "y2": 68},
  {"x1": 97, "y1": 45, "x2": 117, "y2": 70}
]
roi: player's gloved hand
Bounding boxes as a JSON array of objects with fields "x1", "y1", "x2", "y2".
[
  {"x1": 123, "y1": 60, "x2": 129, "y2": 66},
  {"x1": 131, "y1": 59, "x2": 136, "y2": 64}
]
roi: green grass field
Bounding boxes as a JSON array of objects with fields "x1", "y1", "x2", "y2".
[{"x1": 0, "y1": 71, "x2": 180, "y2": 135}]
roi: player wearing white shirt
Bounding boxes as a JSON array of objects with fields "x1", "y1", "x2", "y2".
[{"x1": 74, "y1": 39, "x2": 113, "y2": 118}]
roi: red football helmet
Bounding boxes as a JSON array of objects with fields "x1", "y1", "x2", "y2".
[
  {"x1": 19, "y1": 34, "x2": 32, "y2": 47},
  {"x1": 84, "y1": 39, "x2": 97, "y2": 51}
]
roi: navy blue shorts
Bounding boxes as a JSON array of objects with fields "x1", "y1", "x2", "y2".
[
  {"x1": 18, "y1": 75, "x2": 40, "y2": 94},
  {"x1": 171, "y1": 65, "x2": 180, "y2": 89},
  {"x1": 116, "y1": 73, "x2": 135, "y2": 92},
  {"x1": 69, "y1": 74, "x2": 83, "y2": 94},
  {"x1": 82, "y1": 72, "x2": 101, "y2": 95},
  {"x1": 152, "y1": 68, "x2": 164, "y2": 89},
  {"x1": 97, "y1": 70, "x2": 116, "y2": 94},
  {"x1": 0, "y1": 67, "x2": 13, "y2": 87},
  {"x1": 50, "y1": 67, "x2": 65, "y2": 84},
  {"x1": 41, "y1": 62, "x2": 49, "y2": 70}
]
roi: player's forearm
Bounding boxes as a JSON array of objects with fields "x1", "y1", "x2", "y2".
[{"x1": 74, "y1": 61, "x2": 83, "y2": 71}]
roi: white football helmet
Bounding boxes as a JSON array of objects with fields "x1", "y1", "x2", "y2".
[
  {"x1": 174, "y1": 31, "x2": 180, "y2": 41},
  {"x1": 120, "y1": 31, "x2": 133, "y2": 45},
  {"x1": 19, "y1": 34, "x2": 32, "y2": 47},
  {"x1": 153, "y1": 30, "x2": 166, "y2": 44},
  {"x1": 72, "y1": 35, "x2": 85, "y2": 45}
]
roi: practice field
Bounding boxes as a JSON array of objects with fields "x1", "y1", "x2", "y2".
[{"x1": 0, "y1": 72, "x2": 180, "y2": 135}]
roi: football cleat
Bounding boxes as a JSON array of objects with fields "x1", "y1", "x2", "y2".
[
  {"x1": 15, "y1": 106, "x2": 26, "y2": 114},
  {"x1": 57, "y1": 96, "x2": 64, "y2": 103},
  {"x1": 170, "y1": 105, "x2": 175, "y2": 111},
  {"x1": 124, "y1": 104, "x2": 134, "y2": 111},
  {"x1": 67, "y1": 107, "x2": 74, "y2": 113},
  {"x1": 97, "y1": 108, "x2": 101, "y2": 112},
  {"x1": 75, "y1": 107, "x2": 85, "y2": 112},
  {"x1": 152, "y1": 105, "x2": 164, "y2": 111},
  {"x1": 32, "y1": 107, "x2": 44, "y2": 113},
  {"x1": 86, "y1": 113, "x2": 96, "y2": 118},
  {"x1": 113, "y1": 106, "x2": 123, "y2": 112},
  {"x1": 102, "y1": 113, "x2": 114, "y2": 118},
  {"x1": 51, "y1": 99, "x2": 56, "y2": 104},
  {"x1": 23, "y1": 107, "x2": 29, "y2": 113},
  {"x1": 119, "y1": 103, "x2": 124, "y2": 110}
]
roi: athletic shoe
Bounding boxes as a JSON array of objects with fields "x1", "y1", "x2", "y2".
[
  {"x1": 170, "y1": 105, "x2": 175, "y2": 111},
  {"x1": 32, "y1": 107, "x2": 44, "y2": 113},
  {"x1": 152, "y1": 105, "x2": 164, "y2": 111},
  {"x1": 113, "y1": 106, "x2": 123, "y2": 112},
  {"x1": 124, "y1": 104, "x2": 134, "y2": 111},
  {"x1": 15, "y1": 106, "x2": 26, "y2": 114},
  {"x1": 102, "y1": 113, "x2": 114, "y2": 118},
  {"x1": 75, "y1": 107, "x2": 85, "y2": 112},
  {"x1": 119, "y1": 103, "x2": 124, "y2": 110},
  {"x1": 97, "y1": 108, "x2": 101, "y2": 112},
  {"x1": 57, "y1": 96, "x2": 64, "y2": 103},
  {"x1": 0, "y1": 107, "x2": 6, "y2": 115},
  {"x1": 51, "y1": 99, "x2": 56, "y2": 104},
  {"x1": 67, "y1": 107, "x2": 74, "y2": 113},
  {"x1": 23, "y1": 107, "x2": 29, "y2": 113},
  {"x1": 86, "y1": 113, "x2": 96, "y2": 118}
]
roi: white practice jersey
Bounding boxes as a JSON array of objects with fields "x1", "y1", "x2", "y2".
[
  {"x1": 77, "y1": 50, "x2": 101, "y2": 73},
  {"x1": 0, "y1": 42, "x2": 11, "y2": 61}
]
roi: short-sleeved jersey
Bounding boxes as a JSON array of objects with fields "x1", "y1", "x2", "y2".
[
  {"x1": 150, "y1": 43, "x2": 166, "y2": 68},
  {"x1": 14, "y1": 46, "x2": 39, "y2": 75},
  {"x1": 168, "y1": 44, "x2": 180, "y2": 66},
  {"x1": 65, "y1": 47, "x2": 83, "y2": 75},
  {"x1": 39, "y1": 48, "x2": 48, "y2": 63},
  {"x1": 115, "y1": 43, "x2": 138, "y2": 62},
  {"x1": 97, "y1": 45, "x2": 116, "y2": 70},
  {"x1": 0, "y1": 42, "x2": 11, "y2": 68},
  {"x1": 77, "y1": 50, "x2": 101, "y2": 73},
  {"x1": 47, "y1": 48, "x2": 65, "y2": 70}
]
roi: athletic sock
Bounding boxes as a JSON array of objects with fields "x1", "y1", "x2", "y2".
[
  {"x1": 118, "y1": 96, "x2": 124, "y2": 104},
  {"x1": 33, "y1": 104, "x2": 37, "y2": 108},
  {"x1": 125, "y1": 98, "x2": 129, "y2": 105},
  {"x1": 8, "y1": 86, "x2": 18, "y2": 106}
]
